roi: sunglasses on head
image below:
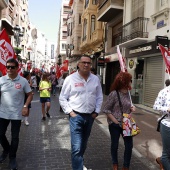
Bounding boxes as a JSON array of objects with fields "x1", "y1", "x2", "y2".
[{"x1": 6, "y1": 66, "x2": 16, "y2": 69}]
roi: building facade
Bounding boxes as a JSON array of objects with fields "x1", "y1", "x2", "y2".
[
  {"x1": 56, "y1": 0, "x2": 71, "y2": 66},
  {"x1": 98, "y1": 0, "x2": 170, "y2": 107},
  {"x1": 67, "y1": 0, "x2": 83, "y2": 72}
]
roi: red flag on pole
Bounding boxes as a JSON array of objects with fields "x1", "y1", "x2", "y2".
[
  {"x1": 56, "y1": 60, "x2": 69, "y2": 79},
  {"x1": 0, "y1": 28, "x2": 16, "y2": 75},
  {"x1": 159, "y1": 44, "x2": 170, "y2": 74},
  {"x1": 117, "y1": 45, "x2": 127, "y2": 72},
  {"x1": 0, "y1": 28, "x2": 23, "y2": 76},
  {"x1": 56, "y1": 64, "x2": 61, "y2": 79}
]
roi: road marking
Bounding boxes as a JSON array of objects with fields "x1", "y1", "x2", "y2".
[
  {"x1": 141, "y1": 121, "x2": 155, "y2": 129},
  {"x1": 32, "y1": 100, "x2": 40, "y2": 103},
  {"x1": 133, "y1": 148, "x2": 142, "y2": 157}
]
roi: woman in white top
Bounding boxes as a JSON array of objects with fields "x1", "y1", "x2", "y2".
[{"x1": 153, "y1": 84, "x2": 170, "y2": 170}]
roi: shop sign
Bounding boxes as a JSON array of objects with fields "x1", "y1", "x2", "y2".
[
  {"x1": 129, "y1": 45, "x2": 152, "y2": 54},
  {"x1": 128, "y1": 59, "x2": 135, "y2": 69},
  {"x1": 156, "y1": 36, "x2": 169, "y2": 49},
  {"x1": 98, "y1": 58, "x2": 104, "y2": 66}
]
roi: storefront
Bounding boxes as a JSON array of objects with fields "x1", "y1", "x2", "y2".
[
  {"x1": 125, "y1": 37, "x2": 169, "y2": 107},
  {"x1": 100, "y1": 53, "x2": 120, "y2": 95}
]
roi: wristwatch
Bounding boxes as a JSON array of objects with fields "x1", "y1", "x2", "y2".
[{"x1": 23, "y1": 105, "x2": 27, "y2": 108}]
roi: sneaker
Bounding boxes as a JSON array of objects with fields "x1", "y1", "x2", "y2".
[
  {"x1": 42, "y1": 117, "x2": 46, "y2": 121},
  {"x1": 0, "y1": 152, "x2": 8, "y2": 163},
  {"x1": 25, "y1": 120, "x2": 29, "y2": 126},
  {"x1": 83, "y1": 165, "x2": 87, "y2": 170},
  {"x1": 46, "y1": 112, "x2": 51, "y2": 118},
  {"x1": 21, "y1": 119, "x2": 24, "y2": 123},
  {"x1": 9, "y1": 158, "x2": 18, "y2": 170}
]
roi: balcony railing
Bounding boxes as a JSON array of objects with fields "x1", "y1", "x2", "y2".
[{"x1": 118, "y1": 17, "x2": 149, "y2": 43}]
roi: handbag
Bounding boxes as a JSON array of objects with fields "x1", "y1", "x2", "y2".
[
  {"x1": 116, "y1": 91, "x2": 141, "y2": 137},
  {"x1": 157, "y1": 114, "x2": 167, "y2": 132}
]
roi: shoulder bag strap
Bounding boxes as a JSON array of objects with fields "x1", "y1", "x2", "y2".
[{"x1": 116, "y1": 90, "x2": 123, "y2": 115}]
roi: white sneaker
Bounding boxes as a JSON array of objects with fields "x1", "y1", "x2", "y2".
[
  {"x1": 83, "y1": 165, "x2": 87, "y2": 170},
  {"x1": 21, "y1": 120, "x2": 24, "y2": 123},
  {"x1": 25, "y1": 120, "x2": 29, "y2": 126}
]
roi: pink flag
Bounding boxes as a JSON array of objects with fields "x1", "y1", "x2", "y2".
[
  {"x1": 159, "y1": 44, "x2": 170, "y2": 74},
  {"x1": 117, "y1": 45, "x2": 127, "y2": 72}
]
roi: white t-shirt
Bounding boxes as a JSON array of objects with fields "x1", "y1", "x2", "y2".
[{"x1": 0, "y1": 74, "x2": 32, "y2": 120}]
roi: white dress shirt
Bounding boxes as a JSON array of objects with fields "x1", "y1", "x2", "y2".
[{"x1": 59, "y1": 71, "x2": 103, "y2": 115}]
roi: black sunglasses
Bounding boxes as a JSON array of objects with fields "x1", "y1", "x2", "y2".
[{"x1": 6, "y1": 66, "x2": 16, "y2": 69}]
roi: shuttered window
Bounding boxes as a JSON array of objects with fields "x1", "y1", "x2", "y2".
[
  {"x1": 143, "y1": 56, "x2": 163, "y2": 107},
  {"x1": 131, "y1": 0, "x2": 144, "y2": 19}
]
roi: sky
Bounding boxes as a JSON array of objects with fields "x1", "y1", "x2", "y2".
[{"x1": 28, "y1": 0, "x2": 62, "y2": 43}]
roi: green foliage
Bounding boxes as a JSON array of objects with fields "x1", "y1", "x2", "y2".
[{"x1": 14, "y1": 47, "x2": 22, "y2": 55}]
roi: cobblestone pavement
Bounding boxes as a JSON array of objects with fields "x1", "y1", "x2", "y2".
[{"x1": 0, "y1": 91, "x2": 159, "y2": 170}]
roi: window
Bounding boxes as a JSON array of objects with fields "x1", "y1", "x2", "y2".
[
  {"x1": 77, "y1": 37, "x2": 81, "y2": 50},
  {"x1": 85, "y1": 0, "x2": 89, "y2": 9},
  {"x1": 131, "y1": 0, "x2": 144, "y2": 19},
  {"x1": 79, "y1": 14, "x2": 82, "y2": 24},
  {"x1": 91, "y1": 15, "x2": 96, "y2": 37},
  {"x1": 62, "y1": 43, "x2": 66, "y2": 50},
  {"x1": 92, "y1": 0, "x2": 98, "y2": 5},
  {"x1": 83, "y1": 19, "x2": 87, "y2": 41}
]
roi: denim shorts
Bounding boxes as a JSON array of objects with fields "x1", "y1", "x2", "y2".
[{"x1": 40, "y1": 97, "x2": 51, "y2": 103}]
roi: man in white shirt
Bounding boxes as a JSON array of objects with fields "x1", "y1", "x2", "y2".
[{"x1": 59, "y1": 55, "x2": 103, "y2": 170}]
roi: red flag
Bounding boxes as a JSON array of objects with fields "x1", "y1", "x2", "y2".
[
  {"x1": 0, "y1": 28, "x2": 22, "y2": 76},
  {"x1": 56, "y1": 64, "x2": 61, "y2": 79},
  {"x1": 117, "y1": 45, "x2": 127, "y2": 72},
  {"x1": 159, "y1": 44, "x2": 170, "y2": 74},
  {"x1": 0, "y1": 29, "x2": 16, "y2": 75}
]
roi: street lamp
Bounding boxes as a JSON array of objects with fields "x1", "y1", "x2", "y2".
[
  {"x1": 13, "y1": 25, "x2": 24, "y2": 61},
  {"x1": 57, "y1": 54, "x2": 62, "y2": 66}
]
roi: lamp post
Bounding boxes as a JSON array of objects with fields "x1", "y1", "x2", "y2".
[
  {"x1": 57, "y1": 54, "x2": 62, "y2": 66},
  {"x1": 13, "y1": 25, "x2": 23, "y2": 61}
]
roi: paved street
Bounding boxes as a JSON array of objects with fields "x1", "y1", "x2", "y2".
[{"x1": 0, "y1": 90, "x2": 161, "y2": 170}]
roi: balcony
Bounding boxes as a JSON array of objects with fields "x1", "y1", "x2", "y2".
[
  {"x1": 90, "y1": 29, "x2": 103, "y2": 45},
  {"x1": 97, "y1": 0, "x2": 123, "y2": 22},
  {"x1": 118, "y1": 17, "x2": 149, "y2": 47},
  {"x1": 0, "y1": 0, "x2": 8, "y2": 9}
]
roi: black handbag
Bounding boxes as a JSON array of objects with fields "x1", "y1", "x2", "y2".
[{"x1": 157, "y1": 114, "x2": 167, "y2": 132}]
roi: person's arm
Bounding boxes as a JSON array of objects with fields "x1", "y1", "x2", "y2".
[
  {"x1": 94, "y1": 78, "x2": 103, "y2": 115},
  {"x1": 102, "y1": 91, "x2": 120, "y2": 124},
  {"x1": 22, "y1": 82, "x2": 33, "y2": 116},
  {"x1": 59, "y1": 77, "x2": 72, "y2": 114}
]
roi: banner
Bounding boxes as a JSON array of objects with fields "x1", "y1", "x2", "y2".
[{"x1": 159, "y1": 43, "x2": 170, "y2": 74}]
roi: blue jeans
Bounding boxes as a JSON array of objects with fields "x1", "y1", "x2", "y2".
[
  {"x1": 160, "y1": 122, "x2": 170, "y2": 170},
  {"x1": 109, "y1": 122, "x2": 133, "y2": 168},
  {"x1": 0, "y1": 118, "x2": 21, "y2": 159},
  {"x1": 52, "y1": 84, "x2": 56, "y2": 95},
  {"x1": 69, "y1": 113, "x2": 94, "y2": 170}
]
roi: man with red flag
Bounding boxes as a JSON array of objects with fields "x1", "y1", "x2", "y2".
[
  {"x1": 0, "y1": 58, "x2": 33, "y2": 170},
  {"x1": 0, "y1": 28, "x2": 22, "y2": 76}
]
